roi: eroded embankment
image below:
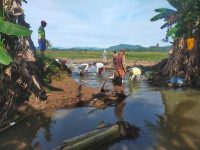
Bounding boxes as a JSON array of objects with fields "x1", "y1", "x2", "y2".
[{"x1": 22, "y1": 75, "x2": 99, "y2": 111}]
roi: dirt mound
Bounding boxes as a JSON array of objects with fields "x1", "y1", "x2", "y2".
[{"x1": 24, "y1": 75, "x2": 99, "y2": 111}]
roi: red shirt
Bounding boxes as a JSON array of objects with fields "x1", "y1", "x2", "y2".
[{"x1": 114, "y1": 54, "x2": 124, "y2": 70}]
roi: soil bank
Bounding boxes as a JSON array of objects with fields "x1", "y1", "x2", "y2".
[{"x1": 20, "y1": 75, "x2": 99, "y2": 112}]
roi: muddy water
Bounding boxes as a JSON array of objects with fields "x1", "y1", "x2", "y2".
[{"x1": 0, "y1": 73, "x2": 200, "y2": 150}]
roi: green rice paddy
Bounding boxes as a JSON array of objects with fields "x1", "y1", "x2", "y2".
[{"x1": 45, "y1": 50, "x2": 168, "y2": 61}]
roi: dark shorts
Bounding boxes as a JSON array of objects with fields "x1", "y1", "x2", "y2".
[{"x1": 38, "y1": 39, "x2": 46, "y2": 51}]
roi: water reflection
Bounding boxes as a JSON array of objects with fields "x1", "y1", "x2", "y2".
[
  {"x1": 155, "y1": 90, "x2": 200, "y2": 150},
  {"x1": 1, "y1": 73, "x2": 200, "y2": 150},
  {"x1": 114, "y1": 100, "x2": 126, "y2": 121},
  {"x1": 0, "y1": 112, "x2": 54, "y2": 150},
  {"x1": 128, "y1": 81, "x2": 140, "y2": 95}
]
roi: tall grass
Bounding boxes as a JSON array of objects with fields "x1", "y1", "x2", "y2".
[{"x1": 45, "y1": 50, "x2": 168, "y2": 61}]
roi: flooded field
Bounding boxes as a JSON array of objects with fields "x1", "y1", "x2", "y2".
[{"x1": 0, "y1": 72, "x2": 200, "y2": 150}]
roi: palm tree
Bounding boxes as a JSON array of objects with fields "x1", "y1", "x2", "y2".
[{"x1": 151, "y1": 0, "x2": 200, "y2": 88}]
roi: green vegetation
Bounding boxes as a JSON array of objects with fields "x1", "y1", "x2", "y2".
[
  {"x1": 0, "y1": 0, "x2": 47, "y2": 129},
  {"x1": 37, "y1": 55, "x2": 59, "y2": 83},
  {"x1": 150, "y1": 0, "x2": 200, "y2": 88},
  {"x1": 0, "y1": 14, "x2": 32, "y2": 65},
  {"x1": 0, "y1": 20, "x2": 32, "y2": 36},
  {"x1": 151, "y1": 0, "x2": 200, "y2": 41},
  {"x1": 45, "y1": 50, "x2": 168, "y2": 61}
]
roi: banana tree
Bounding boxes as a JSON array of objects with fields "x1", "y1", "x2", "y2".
[
  {"x1": 0, "y1": 15, "x2": 32, "y2": 65},
  {"x1": 151, "y1": 8, "x2": 178, "y2": 41},
  {"x1": 0, "y1": 0, "x2": 48, "y2": 130},
  {"x1": 150, "y1": 0, "x2": 200, "y2": 88},
  {"x1": 151, "y1": 0, "x2": 200, "y2": 40},
  {"x1": 0, "y1": 40, "x2": 12, "y2": 65}
]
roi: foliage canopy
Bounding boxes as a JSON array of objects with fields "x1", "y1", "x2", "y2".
[{"x1": 151, "y1": 0, "x2": 200, "y2": 41}]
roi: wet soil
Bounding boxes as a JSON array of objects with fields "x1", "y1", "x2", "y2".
[
  {"x1": 24, "y1": 75, "x2": 99, "y2": 111},
  {"x1": 19, "y1": 60, "x2": 156, "y2": 112}
]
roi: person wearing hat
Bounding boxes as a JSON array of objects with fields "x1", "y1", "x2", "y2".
[{"x1": 38, "y1": 20, "x2": 47, "y2": 57}]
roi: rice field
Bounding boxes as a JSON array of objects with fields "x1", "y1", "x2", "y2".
[{"x1": 44, "y1": 50, "x2": 168, "y2": 61}]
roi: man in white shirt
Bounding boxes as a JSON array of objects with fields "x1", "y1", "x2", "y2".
[
  {"x1": 78, "y1": 63, "x2": 89, "y2": 76},
  {"x1": 95, "y1": 62, "x2": 105, "y2": 75},
  {"x1": 78, "y1": 62, "x2": 105, "y2": 76}
]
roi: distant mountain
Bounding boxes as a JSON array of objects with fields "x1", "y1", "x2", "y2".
[
  {"x1": 69, "y1": 47, "x2": 104, "y2": 50},
  {"x1": 107, "y1": 44, "x2": 144, "y2": 51},
  {"x1": 49, "y1": 47, "x2": 104, "y2": 51},
  {"x1": 49, "y1": 44, "x2": 171, "y2": 51}
]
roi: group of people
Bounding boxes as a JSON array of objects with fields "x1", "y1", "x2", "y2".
[
  {"x1": 78, "y1": 49, "x2": 141, "y2": 82},
  {"x1": 36, "y1": 20, "x2": 141, "y2": 85},
  {"x1": 77, "y1": 49, "x2": 126, "y2": 79},
  {"x1": 78, "y1": 62, "x2": 105, "y2": 76}
]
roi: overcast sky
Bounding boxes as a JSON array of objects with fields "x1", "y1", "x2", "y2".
[{"x1": 23, "y1": 0, "x2": 172, "y2": 48}]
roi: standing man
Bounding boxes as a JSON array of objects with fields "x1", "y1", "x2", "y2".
[
  {"x1": 38, "y1": 20, "x2": 47, "y2": 57},
  {"x1": 102, "y1": 50, "x2": 108, "y2": 63},
  {"x1": 114, "y1": 49, "x2": 126, "y2": 80},
  {"x1": 112, "y1": 49, "x2": 126, "y2": 94}
]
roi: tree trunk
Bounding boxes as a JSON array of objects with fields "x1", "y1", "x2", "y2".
[
  {"x1": 0, "y1": 0, "x2": 44, "y2": 127},
  {"x1": 161, "y1": 36, "x2": 200, "y2": 88},
  {"x1": 56, "y1": 122, "x2": 139, "y2": 150}
]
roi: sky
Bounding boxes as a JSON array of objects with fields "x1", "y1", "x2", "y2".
[{"x1": 23, "y1": 0, "x2": 172, "y2": 48}]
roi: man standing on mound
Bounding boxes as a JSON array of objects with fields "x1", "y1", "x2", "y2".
[{"x1": 38, "y1": 20, "x2": 47, "y2": 57}]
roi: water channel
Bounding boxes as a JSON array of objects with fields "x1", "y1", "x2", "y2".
[{"x1": 0, "y1": 71, "x2": 200, "y2": 150}]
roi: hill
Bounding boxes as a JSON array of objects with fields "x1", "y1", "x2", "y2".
[
  {"x1": 49, "y1": 44, "x2": 171, "y2": 51},
  {"x1": 106, "y1": 44, "x2": 144, "y2": 51}
]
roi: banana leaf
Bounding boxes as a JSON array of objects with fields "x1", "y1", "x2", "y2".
[
  {"x1": 151, "y1": 8, "x2": 177, "y2": 22},
  {"x1": 151, "y1": 13, "x2": 166, "y2": 22},
  {"x1": 0, "y1": 20, "x2": 32, "y2": 36},
  {"x1": 155, "y1": 8, "x2": 176, "y2": 13},
  {"x1": 0, "y1": 10, "x2": 3, "y2": 20},
  {"x1": 161, "y1": 22, "x2": 169, "y2": 29},
  {"x1": 20, "y1": 0, "x2": 27, "y2": 3},
  {"x1": 167, "y1": 25, "x2": 179, "y2": 39},
  {"x1": 0, "y1": 42, "x2": 13, "y2": 65}
]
